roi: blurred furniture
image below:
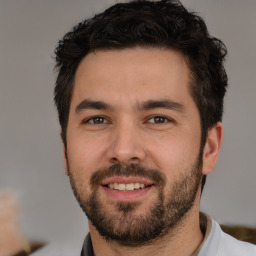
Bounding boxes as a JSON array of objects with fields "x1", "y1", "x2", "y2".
[{"x1": 221, "y1": 224, "x2": 256, "y2": 245}]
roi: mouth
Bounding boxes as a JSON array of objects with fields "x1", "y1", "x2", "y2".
[
  {"x1": 100, "y1": 176, "x2": 154, "y2": 201},
  {"x1": 106, "y1": 182, "x2": 151, "y2": 191}
]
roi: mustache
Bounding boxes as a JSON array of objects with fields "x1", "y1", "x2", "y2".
[{"x1": 90, "y1": 163, "x2": 166, "y2": 188}]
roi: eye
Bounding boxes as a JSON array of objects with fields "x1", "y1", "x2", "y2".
[
  {"x1": 148, "y1": 116, "x2": 171, "y2": 124},
  {"x1": 84, "y1": 116, "x2": 108, "y2": 124}
]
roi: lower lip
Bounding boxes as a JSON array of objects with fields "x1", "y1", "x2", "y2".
[{"x1": 101, "y1": 185, "x2": 153, "y2": 201}]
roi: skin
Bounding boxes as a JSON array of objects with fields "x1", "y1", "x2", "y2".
[{"x1": 64, "y1": 47, "x2": 223, "y2": 256}]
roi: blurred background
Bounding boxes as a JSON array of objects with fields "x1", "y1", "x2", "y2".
[{"x1": 0, "y1": 0, "x2": 255, "y2": 247}]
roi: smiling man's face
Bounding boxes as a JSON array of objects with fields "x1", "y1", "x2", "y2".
[{"x1": 64, "y1": 47, "x2": 206, "y2": 245}]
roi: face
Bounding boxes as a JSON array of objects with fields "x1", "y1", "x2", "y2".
[{"x1": 65, "y1": 47, "x2": 204, "y2": 246}]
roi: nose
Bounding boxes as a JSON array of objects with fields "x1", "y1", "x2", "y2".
[{"x1": 106, "y1": 121, "x2": 146, "y2": 165}]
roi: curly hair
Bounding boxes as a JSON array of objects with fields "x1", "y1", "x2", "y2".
[{"x1": 54, "y1": 0, "x2": 228, "y2": 190}]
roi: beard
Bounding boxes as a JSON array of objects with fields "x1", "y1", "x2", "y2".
[{"x1": 67, "y1": 157, "x2": 203, "y2": 247}]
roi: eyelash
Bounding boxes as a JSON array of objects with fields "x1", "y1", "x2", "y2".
[
  {"x1": 147, "y1": 115, "x2": 172, "y2": 124},
  {"x1": 83, "y1": 115, "x2": 173, "y2": 125},
  {"x1": 83, "y1": 116, "x2": 109, "y2": 125}
]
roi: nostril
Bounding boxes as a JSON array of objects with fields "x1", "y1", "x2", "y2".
[
  {"x1": 110, "y1": 157, "x2": 119, "y2": 163},
  {"x1": 110, "y1": 156, "x2": 140, "y2": 165}
]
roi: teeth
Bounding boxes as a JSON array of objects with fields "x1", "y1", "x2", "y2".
[
  {"x1": 107, "y1": 183, "x2": 147, "y2": 191},
  {"x1": 134, "y1": 183, "x2": 141, "y2": 189},
  {"x1": 117, "y1": 184, "x2": 126, "y2": 191},
  {"x1": 125, "y1": 183, "x2": 135, "y2": 191}
]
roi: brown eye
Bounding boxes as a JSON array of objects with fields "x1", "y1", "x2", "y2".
[
  {"x1": 87, "y1": 116, "x2": 107, "y2": 124},
  {"x1": 148, "y1": 116, "x2": 168, "y2": 124}
]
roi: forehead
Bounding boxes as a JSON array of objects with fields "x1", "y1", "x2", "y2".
[{"x1": 72, "y1": 47, "x2": 193, "y2": 109}]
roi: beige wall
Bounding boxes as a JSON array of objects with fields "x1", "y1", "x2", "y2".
[{"x1": 0, "y1": 0, "x2": 255, "y2": 244}]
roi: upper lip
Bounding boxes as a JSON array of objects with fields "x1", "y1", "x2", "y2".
[{"x1": 101, "y1": 176, "x2": 154, "y2": 186}]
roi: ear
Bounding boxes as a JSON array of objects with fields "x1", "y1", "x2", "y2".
[
  {"x1": 62, "y1": 144, "x2": 69, "y2": 176},
  {"x1": 202, "y1": 122, "x2": 223, "y2": 175}
]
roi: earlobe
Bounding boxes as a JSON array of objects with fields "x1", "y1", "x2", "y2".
[
  {"x1": 202, "y1": 122, "x2": 223, "y2": 175},
  {"x1": 62, "y1": 144, "x2": 69, "y2": 176}
]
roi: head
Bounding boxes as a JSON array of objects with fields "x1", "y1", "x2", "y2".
[
  {"x1": 54, "y1": 0, "x2": 227, "y2": 246},
  {"x1": 55, "y1": 0, "x2": 227, "y2": 148}
]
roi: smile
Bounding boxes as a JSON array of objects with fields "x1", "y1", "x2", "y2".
[
  {"x1": 101, "y1": 176, "x2": 154, "y2": 201},
  {"x1": 107, "y1": 183, "x2": 149, "y2": 191}
]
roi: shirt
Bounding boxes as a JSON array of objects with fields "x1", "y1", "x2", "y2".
[{"x1": 81, "y1": 214, "x2": 256, "y2": 256}]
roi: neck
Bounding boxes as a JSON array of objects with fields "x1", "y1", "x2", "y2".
[{"x1": 89, "y1": 198, "x2": 203, "y2": 256}]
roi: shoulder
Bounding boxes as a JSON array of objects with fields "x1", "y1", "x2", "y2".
[
  {"x1": 200, "y1": 217, "x2": 256, "y2": 256},
  {"x1": 218, "y1": 230, "x2": 256, "y2": 256}
]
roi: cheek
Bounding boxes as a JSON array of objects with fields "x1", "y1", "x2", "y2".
[
  {"x1": 66, "y1": 140, "x2": 96, "y2": 197},
  {"x1": 66, "y1": 133, "x2": 108, "y2": 176},
  {"x1": 147, "y1": 133, "x2": 200, "y2": 173}
]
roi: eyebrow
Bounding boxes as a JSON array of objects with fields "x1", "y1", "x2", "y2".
[
  {"x1": 138, "y1": 99, "x2": 184, "y2": 112},
  {"x1": 75, "y1": 99, "x2": 111, "y2": 113},
  {"x1": 75, "y1": 99, "x2": 184, "y2": 113}
]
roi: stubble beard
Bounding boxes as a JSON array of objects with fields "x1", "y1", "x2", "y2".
[{"x1": 68, "y1": 158, "x2": 203, "y2": 247}]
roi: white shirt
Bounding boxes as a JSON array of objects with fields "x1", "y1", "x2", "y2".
[
  {"x1": 197, "y1": 218, "x2": 256, "y2": 256},
  {"x1": 30, "y1": 215, "x2": 256, "y2": 256}
]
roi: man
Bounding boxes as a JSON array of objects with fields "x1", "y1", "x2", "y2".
[{"x1": 53, "y1": 0, "x2": 256, "y2": 255}]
